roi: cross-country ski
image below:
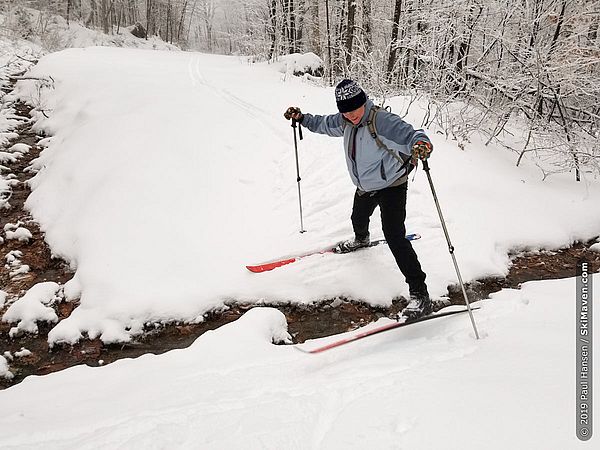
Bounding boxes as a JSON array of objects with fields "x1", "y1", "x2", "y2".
[
  {"x1": 297, "y1": 306, "x2": 481, "y2": 354},
  {"x1": 246, "y1": 233, "x2": 421, "y2": 273}
]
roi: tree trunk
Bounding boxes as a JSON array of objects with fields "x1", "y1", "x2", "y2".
[
  {"x1": 177, "y1": 0, "x2": 188, "y2": 42},
  {"x1": 386, "y1": 0, "x2": 403, "y2": 81},
  {"x1": 345, "y1": 0, "x2": 357, "y2": 69},
  {"x1": 528, "y1": 0, "x2": 542, "y2": 50},
  {"x1": 325, "y1": 0, "x2": 332, "y2": 81},
  {"x1": 290, "y1": 0, "x2": 297, "y2": 53},
  {"x1": 282, "y1": 0, "x2": 295, "y2": 54},
  {"x1": 308, "y1": 0, "x2": 320, "y2": 55},
  {"x1": 146, "y1": 0, "x2": 151, "y2": 39},
  {"x1": 549, "y1": 0, "x2": 567, "y2": 55},
  {"x1": 268, "y1": 0, "x2": 277, "y2": 59},
  {"x1": 362, "y1": 0, "x2": 372, "y2": 54}
]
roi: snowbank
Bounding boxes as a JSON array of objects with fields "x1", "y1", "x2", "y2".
[
  {"x1": 0, "y1": 276, "x2": 597, "y2": 448},
  {"x1": 273, "y1": 52, "x2": 324, "y2": 76},
  {"x1": 8, "y1": 47, "x2": 600, "y2": 344},
  {"x1": 1, "y1": 8, "x2": 178, "y2": 53}
]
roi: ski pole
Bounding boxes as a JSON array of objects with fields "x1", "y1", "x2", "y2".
[
  {"x1": 291, "y1": 118, "x2": 306, "y2": 233},
  {"x1": 421, "y1": 159, "x2": 480, "y2": 339}
]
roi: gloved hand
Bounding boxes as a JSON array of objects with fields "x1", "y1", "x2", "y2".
[
  {"x1": 284, "y1": 106, "x2": 303, "y2": 122},
  {"x1": 412, "y1": 141, "x2": 433, "y2": 161}
]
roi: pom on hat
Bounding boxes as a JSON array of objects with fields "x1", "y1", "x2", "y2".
[{"x1": 335, "y1": 79, "x2": 367, "y2": 113}]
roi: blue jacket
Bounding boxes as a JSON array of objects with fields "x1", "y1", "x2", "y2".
[{"x1": 301, "y1": 99, "x2": 432, "y2": 192}]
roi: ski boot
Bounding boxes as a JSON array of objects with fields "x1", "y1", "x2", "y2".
[
  {"x1": 400, "y1": 288, "x2": 433, "y2": 321},
  {"x1": 334, "y1": 233, "x2": 370, "y2": 254}
]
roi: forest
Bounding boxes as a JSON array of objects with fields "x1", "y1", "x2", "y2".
[{"x1": 3, "y1": 0, "x2": 599, "y2": 178}]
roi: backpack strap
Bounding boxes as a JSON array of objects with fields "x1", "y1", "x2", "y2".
[{"x1": 366, "y1": 106, "x2": 415, "y2": 176}]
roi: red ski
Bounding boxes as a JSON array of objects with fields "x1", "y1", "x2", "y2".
[
  {"x1": 246, "y1": 233, "x2": 421, "y2": 273},
  {"x1": 296, "y1": 306, "x2": 480, "y2": 354}
]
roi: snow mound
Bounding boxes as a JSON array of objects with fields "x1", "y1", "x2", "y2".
[
  {"x1": 274, "y1": 52, "x2": 324, "y2": 76},
  {"x1": 8, "y1": 143, "x2": 30, "y2": 153},
  {"x1": 0, "y1": 355, "x2": 13, "y2": 380},
  {"x1": 0, "y1": 151, "x2": 19, "y2": 163},
  {"x1": 14, "y1": 348, "x2": 32, "y2": 358},
  {"x1": 5, "y1": 226, "x2": 33, "y2": 242},
  {"x1": 2, "y1": 282, "x2": 61, "y2": 336}
]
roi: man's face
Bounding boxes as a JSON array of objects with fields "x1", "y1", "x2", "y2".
[{"x1": 342, "y1": 105, "x2": 366, "y2": 125}]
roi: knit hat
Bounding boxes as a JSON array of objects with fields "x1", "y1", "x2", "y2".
[{"x1": 335, "y1": 79, "x2": 367, "y2": 113}]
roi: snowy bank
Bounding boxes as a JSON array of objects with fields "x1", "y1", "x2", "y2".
[
  {"x1": 8, "y1": 47, "x2": 600, "y2": 344},
  {"x1": 0, "y1": 276, "x2": 597, "y2": 449}
]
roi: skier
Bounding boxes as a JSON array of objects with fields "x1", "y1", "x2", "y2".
[{"x1": 284, "y1": 79, "x2": 434, "y2": 319}]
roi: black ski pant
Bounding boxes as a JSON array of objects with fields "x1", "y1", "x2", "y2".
[{"x1": 351, "y1": 182, "x2": 427, "y2": 293}]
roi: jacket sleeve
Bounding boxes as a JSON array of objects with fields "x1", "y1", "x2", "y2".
[
  {"x1": 375, "y1": 112, "x2": 432, "y2": 157},
  {"x1": 300, "y1": 113, "x2": 345, "y2": 137}
]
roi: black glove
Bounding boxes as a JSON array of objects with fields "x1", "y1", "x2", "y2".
[{"x1": 284, "y1": 106, "x2": 303, "y2": 122}]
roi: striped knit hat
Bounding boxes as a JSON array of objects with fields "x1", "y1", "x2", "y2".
[{"x1": 335, "y1": 79, "x2": 367, "y2": 113}]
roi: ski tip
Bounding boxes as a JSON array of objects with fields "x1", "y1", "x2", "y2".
[
  {"x1": 246, "y1": 257, "x2": 298, "y2": 273},
  {"x1": 293, "y1": 345, "x2": 314, "y2": 354}
]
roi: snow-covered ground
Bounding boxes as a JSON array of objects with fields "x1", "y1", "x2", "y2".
[
  {"x1": 0, "y1": 8, "x2": 177, "y2": 53},
  {"x1": 0, "y1": 41, "x2": 598, "y2": 448},
  {"x1": 4, "y1": 47, "x2": 600, "y2": 345},
  {"x1": 0, "y1": 275, "x2": 597, "y2": 449}
]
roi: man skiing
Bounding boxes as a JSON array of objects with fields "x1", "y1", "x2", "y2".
[{"x1": 284, "y1": 79, "x2": 434, "y2": 319}]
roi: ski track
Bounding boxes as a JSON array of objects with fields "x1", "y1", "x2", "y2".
[{"x1": 189, "y1": 54, "x2": 284, "y2": 139}]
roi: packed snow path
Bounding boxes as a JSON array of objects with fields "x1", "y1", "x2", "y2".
[{"x1": 7, "y1": 47, "x2": 600, "y2": 344}]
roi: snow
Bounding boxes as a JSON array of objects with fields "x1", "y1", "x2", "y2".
[
  {"x1": 0, "y1": 35, "x2": 38, "y2": 212},
  {"x1": 5, "y1": 249, "x2": 22, "y2": 262},
  {"x1": 0, "y1": 179, "x2": 9, "y2": 209},
  {"x1": 4, "y1": 249, "x2": 30, "y2": 278},
  {"x1": 14, "y1": 348, "x2": 32, "y2": 358},
  {"x1": 5, "y1": 226, "x2": 33, "y2": 242},
  {"x1": 0, "y1": 275, "x2": 597, "y2": 448},
  {"x1": 274, "y1": 52, "x2": 324, "y2": 75},
  {"x1": 7, "y1": 48, "x2": 600, "y2": 344},
  {"x1": 0, "y1": 355, "x2": 13, "y2": 380},
  {"x1": 0, "y1": 42, "x2": 598, "y2": 448},
  {"x1": 8, "y1": 143, "x2": 30, "y2": 153},
  {"x1": 590, "y1": 242, "x2": 600, "y2": 252},
  {"x1": 8, "y1": 264, "x2": 29, "y2": 278},
  {"x1": 0, "y1": 151, "x2": 19, "y2": 163},
  {"x1": 5, "y1": 48, "x2": 600, "y2": 342},
  {"x1": 0, "y1": 8, "x2": 178, "y2": 54},
  {"x1": 4, "y1": 222, "x2": 20, "y2": 232},
  {"x1": 2, "y1": 282, "x2": 61, "y2": 337},
  {"x1": 0, "y1": 289, "x2": 7, "y2": 308}
]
